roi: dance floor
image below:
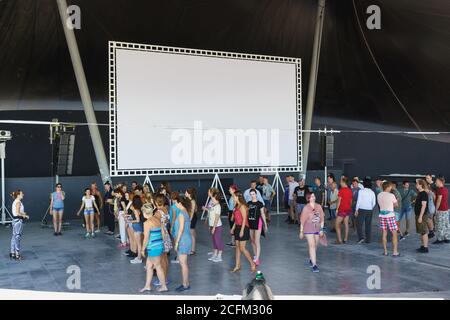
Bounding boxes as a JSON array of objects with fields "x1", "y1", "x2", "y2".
[{"x1": 1, "y1": 214, "x2": 449, "y2": 298}]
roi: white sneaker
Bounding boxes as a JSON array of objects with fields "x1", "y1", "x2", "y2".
[
  {"x1": 130, "y1": 257, "x2": 142, "y2": 264},
  {"x1": 213, "y1": 256, "x2": 223, "y2": 262},
  {"x1": 207, "y1": 251, "x2": 214, "y2": 255},
  {"x1": 95, "y1": 229, "x2": 101, "y2": 233},
  {"x1": 171, "y1": 259, "x2": 180, "y2": 264},
  {"x1": 208, "y1": 255, "x2": 217, "y2": 261}
]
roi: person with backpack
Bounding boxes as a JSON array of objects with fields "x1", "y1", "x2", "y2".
[
  {"x1": 425, "y1": 179, "x2": 436, "y2": 240},
  {"x1": 399, "y1": 181, "x2": 417, "y2": 236}
]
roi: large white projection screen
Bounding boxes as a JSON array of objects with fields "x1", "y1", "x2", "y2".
[{"x1": 109, "y1": 42, "x2": 302, "y2": 176}]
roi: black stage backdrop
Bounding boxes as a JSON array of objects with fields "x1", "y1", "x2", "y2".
[{"x1": 0, "y1": 0, "x2": 449, "y2": 177}]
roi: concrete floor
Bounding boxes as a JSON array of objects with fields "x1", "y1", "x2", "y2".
[{"x1": 0, "y1": 214, "x2": 449, "y2": 298}]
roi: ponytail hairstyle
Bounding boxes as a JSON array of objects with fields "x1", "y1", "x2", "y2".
[
  {"x1": 208, "y1": 187, "x2": 219, "y2": 197},
  {"x1": 161, "y1": 181, "x2": 171, "y2": 194},
  {"x1": 141, "y1": 203, "x2": 155, "y2": 219},
  {"x1": 170, "y1": 191, "x2": 179, "y2": 202},
  {"x1": 11, "y1": 190, "x2": 22, "y2": 199},
  {"x1": 176, "y1": 195, "x2": 192, "y2": 214},
  {"x1": 229, "y1": 184, "x2": 238, "y2": 193},
  {"x1": 155, "y1": 194, "x2": 166, "y2": 208},
  {"x1": 132, "y1": 195, "x2": 143, "y2": 211},
  {"x1": 185, "y1": 187, "x2": 197, "y2": 201}
]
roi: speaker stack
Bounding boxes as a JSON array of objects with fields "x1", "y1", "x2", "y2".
[
  {"x1": 53, "y1": 127, "x2": 76, "y2": 176},
  {"x1": 320, "y1": 134, "x2": 334, "y2": 167}
]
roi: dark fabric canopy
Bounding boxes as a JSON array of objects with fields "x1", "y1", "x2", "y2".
[{"x1": 0, "y1": 0, "x2": 449, "y2": 177}]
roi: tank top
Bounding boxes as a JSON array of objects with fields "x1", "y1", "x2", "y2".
[
  {"x1": 147, "y1": 225, "x2": 163, "y2": 251},
  {"x1": 12, "y1": 199, "x2": 24, "y2": 218},
  {"x1": 233, "y1": 207, "x2": 249, "y2": 227},
  {"x1": 82, "y1": 195, "x2": 95, "y2": 208}
]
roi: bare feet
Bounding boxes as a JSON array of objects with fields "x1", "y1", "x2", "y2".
[
  {"x1": 140, "y1": 287, "x2": 152, "y2": 293},
  {"x1": 157, "y1": 286, "x2": 168, "y2": 292},
  {"x1": 230, "y1": 266, "x2": 241, "y2": 273}
]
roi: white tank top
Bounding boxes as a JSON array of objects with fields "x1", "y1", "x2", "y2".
[
  {"x1": 82, "y1": 195, "x2": 95, "y2": 208},
  {"x1": 12, "y1": 199, "x2": 24, "y2": 217}
]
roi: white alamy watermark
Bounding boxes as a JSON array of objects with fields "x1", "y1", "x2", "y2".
[
  {"x1": 66, "y1": 265, "x2": 81, "y2": 290},
  {"x1": 366, "y1": 265, "x2": 381, "y2": 290},
  {"x1": 366, "y1": 5, "x2": 381, "y2": 30},
  {"x1": 170, "y1": 121, "x2": 280, "y2": 167},
  {"x1": 66, "y1": 5, "x2": 81, "y2": 30}
]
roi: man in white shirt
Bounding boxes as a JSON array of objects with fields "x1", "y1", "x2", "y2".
[
  {"x1": 355, "y1": 178, "x2": 376, "y2": 243},
  {"x1": 244, "y1": 181, "x2": 264, "y2": 203}
]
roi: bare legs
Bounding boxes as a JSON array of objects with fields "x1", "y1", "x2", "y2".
[
  {"x1": 140, "y1": 256, "x2": 167, "y2": 292},
  {"x1": 382, "y1": 230, "x2": 388, "y2": 255},
  {"x1": 85, "y1": 214, "x2": 94, "y2": 234},
  {"x1": 134, "y1": 232, "x2": 143, "y2": 260},
  {"x1": 53, "y1": 211, "x2": 63, "y2": 233},
  {"x1": 382, "y1": 229, "x2": 399, "y2": 255},
  {"x1": 335, "y1": 216, "x2": 349, "y2": 243},
  {"x1": 421, "y1": 233, "x2": 429, "y2": 248},
  {"x1": 161, "y1": 252, "x2": 169, "y2": 278},
  {"x1": 94, "y1": 211, "x2": 101, "y2": 232},
  {"x1": 178, "y1": 254, "x2": 190, "y2": 288},
  {"x1": 190, "y1": 229, "x2": 196, "y2": 254},
  {"x1": 127, "y1": 226, "x2": 136, "y2": 253},
  {"x1": 250, "y1": 229, "x2": 262, "y2": 261},
  {"x1": 427, "y1": 214, "x2": 434, "y2": 234},
  {"x1": 305, "y1": 234, "x2": 319, "y2": 265},
  {"x1": 232, "y1": 240, "x2": 256, "y2": 272}
]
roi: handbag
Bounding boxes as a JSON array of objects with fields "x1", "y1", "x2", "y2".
[{"x1": 319, "y1": 232, "x2": 328, "y2": 246}]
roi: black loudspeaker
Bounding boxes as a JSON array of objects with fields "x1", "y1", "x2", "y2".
[
  {"x1": 320, "y1": 134, "x2": 334, "y2": 167},
  {"x1": 54, "y1": 132, "x2": 76, "y2": 175}
]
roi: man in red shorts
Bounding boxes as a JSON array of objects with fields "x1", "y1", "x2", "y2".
[{"x1": 335, "y1": 176, "x2": 353, "y2": 244}]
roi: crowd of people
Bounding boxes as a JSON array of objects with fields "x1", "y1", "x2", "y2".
[
  {"x1": 8, "y1": 178, "x2": 274, "y2": 293},
  {"x1": 284, "y1": 173, "x2": 450, "y2": 271},
  {"x1": 7, "y1": 172, "x2": 449, "y2": 290}
]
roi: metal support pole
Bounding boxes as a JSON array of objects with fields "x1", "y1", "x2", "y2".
[
  {"x1": 1, "y1": 143, "x2": 5, "y2": 224},
  {"x1": 0, "y1": 142, "x2": 12, "y2": 225},
  {"x1": 303, "y1": 0, "x2": 326, "y2": 173},
  {"x1": 56, "y1": 0, "x2": 110, "y2": 183}
]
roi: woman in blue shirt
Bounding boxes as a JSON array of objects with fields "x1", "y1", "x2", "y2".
[
  {"x1": 173, "y1": 196, "x2": 193, "y2": 292},
  {"x1": 50, "y1": 183, "x2": 65, "y2": 236}
]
